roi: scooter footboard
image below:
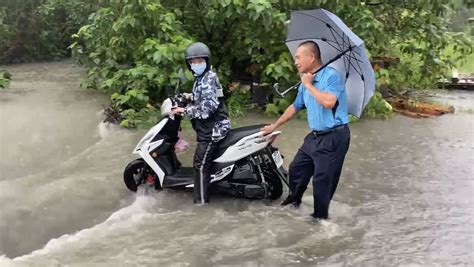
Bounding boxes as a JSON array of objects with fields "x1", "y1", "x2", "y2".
[{"x1": 162, "y1": 167, "x2": 194, "y2": 188}]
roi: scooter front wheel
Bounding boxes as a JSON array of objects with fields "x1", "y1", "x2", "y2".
[{"x1": 123, "y1": 159, "x2": 146, "y2": 192}]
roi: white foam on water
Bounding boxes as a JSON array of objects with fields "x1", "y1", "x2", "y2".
[
  {"x1": 0, "y1": 256, "x2": 15, "y2": 267},
  {"x1": 97, "y1": 121, "x2": 122, "y2": 140},
  {"x1": 5, "y1": 195, "x2": 160, "y2": 264}
]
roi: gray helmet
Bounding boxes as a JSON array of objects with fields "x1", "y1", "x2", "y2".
[{"x1": 185, "y1": 42, "x2": 211, "y2": 72}]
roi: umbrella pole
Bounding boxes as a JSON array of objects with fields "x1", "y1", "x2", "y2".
[{"x1": 314, "y1": 45, "x2": 355, "y2": 76}]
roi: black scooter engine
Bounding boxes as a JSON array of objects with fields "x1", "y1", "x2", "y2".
[
  {"x1": 222, "y1": 161, "x2": 266, "y2": 199},
  {"x1": 231, "y1": 161, "x2": 257, "y2": 182}
]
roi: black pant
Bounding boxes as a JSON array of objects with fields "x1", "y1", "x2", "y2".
[
  {"x1": 192, "y1": 141, "x2": 217, "y2": 204},
  {"x1": 288, "y1": 127, "x2": 350, "y2": 219}
]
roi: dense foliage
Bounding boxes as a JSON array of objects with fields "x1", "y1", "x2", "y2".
[
  {"x1": 1, "y1": 0, "x2": 472, "y2": 126},
  {"x1": 0, "y1": 0, "x2": 103, "y2": 63}
]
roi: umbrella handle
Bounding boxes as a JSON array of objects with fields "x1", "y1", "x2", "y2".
[{"x1": 273, "y1": 82, "x2": 300, "y2": 97}]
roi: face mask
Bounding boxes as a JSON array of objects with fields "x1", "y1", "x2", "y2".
[{"x1": 191, "y1": 62, "x2": 207, "y2": 76}]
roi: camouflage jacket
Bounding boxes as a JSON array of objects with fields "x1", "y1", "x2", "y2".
[{"x1": 185, "y1": 70, "x2": 231, "y2": 142}]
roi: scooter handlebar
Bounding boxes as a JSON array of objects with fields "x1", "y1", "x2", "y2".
[{"x1": 173, "y1": 93, "x2": 190, "y2": 108}]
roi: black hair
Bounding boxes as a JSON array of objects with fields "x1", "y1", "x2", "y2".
[{"x1": 298, "y1": 41, "x2": 321, "y2": 63}]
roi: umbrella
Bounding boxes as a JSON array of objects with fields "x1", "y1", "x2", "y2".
[{"x1": 282, "y1": 8, "x2": 375, "y2": 117}]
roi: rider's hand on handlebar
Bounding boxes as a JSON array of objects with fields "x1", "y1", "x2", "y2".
[
  {"x1": 261, "y1": 124, "x2": 276, "y2": 136},
  {"x1": 171, "y1": 106, "x2": 185, "y2": 115},
  {"x1": 182, "y1": 93, "x2": 192, "y2": 100}
]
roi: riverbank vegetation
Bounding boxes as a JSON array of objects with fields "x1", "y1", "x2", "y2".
[
  {"x1": 0, "y1": 70, "x2": 10, "y2": 89},
  {"x1": 1, "y1": 0, "x2": 472, "y2": 127}
]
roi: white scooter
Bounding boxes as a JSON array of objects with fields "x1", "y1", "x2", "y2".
[{"x1": 123, "y1": 92, "x2": 289, "y2": 200}]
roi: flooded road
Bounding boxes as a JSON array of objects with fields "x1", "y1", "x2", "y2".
[{"x1": 1, "y1": 61, "x2": 473, "y2": 266}]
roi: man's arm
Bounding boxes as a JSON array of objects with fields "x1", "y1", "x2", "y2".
[
  {"x1": 261, "y1": 104, "x2": 298, "y2": 135},
  {"x1": 301, "y1": 73, "x2": 337, "y2": 109},
  {"x1": 261, "y1": 84, "x2": 304, "y2": 135},
  {"x1": 305, "y1": 83, "x2": 337, "y2": 109}
]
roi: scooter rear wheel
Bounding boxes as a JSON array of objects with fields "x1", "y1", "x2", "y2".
[
  {"x1": 264, "y1": 167, "x2": 284, "y2": 200},
  {"x1": 123, "y1": 159, "x2": 146, "y2": 192}
]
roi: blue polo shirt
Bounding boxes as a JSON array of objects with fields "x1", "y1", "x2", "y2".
[{"x1": 293, "y1": 66, "x2": 349, "y2": 131}]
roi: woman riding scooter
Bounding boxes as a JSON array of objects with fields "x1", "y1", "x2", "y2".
[{"x1": 171, "y1": 42, "x2": 231, "y2": 205}]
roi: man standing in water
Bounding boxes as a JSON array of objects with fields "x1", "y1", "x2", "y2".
[{"x1": 261, "y1": 41, "x2": 350, "y2": 220}]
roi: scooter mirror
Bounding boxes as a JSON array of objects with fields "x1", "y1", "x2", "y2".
[
  {"x1": 177, "y1": 68, "x2": 186, "y2": 85},
  {"x1": 174, "y1": 78, "x2": 181, "y2": 94},
  {"x1": 172, "y1": 68, "x2": 189, "y2": 95},
  {"x1": 165, "y1": 83, "x2": 175, "y2": 97}
]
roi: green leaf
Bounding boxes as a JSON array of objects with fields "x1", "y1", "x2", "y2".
[
  {"x1": 103, "y1": 79, "x2": 115, "y2": 88},
  {"x1": 265, "y1": 103, "x2": 280, "y2": 116},
  {"x1": 119, "y1": 95, "x2": 131, "y2": 105},
  {"x1": 153, "y1": 51, "x2": 162, "y2": 62},
  {"x1": 146, "y1": 72, "x2": 154, "y2": 80},
  {"x1": 127, "y1": 89, "x2": 138, "y2": 97},
  {"x1": 120, "y1": 119, "x2": 130, "y2": 128},
  {"x1": 111, "y1": 92, "x2": 121, "y2": 101}
]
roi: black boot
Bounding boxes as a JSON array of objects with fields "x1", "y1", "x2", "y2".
[
  {"x1": 280, "y1": 194, "x2": 301, "y2": 207},
  {"x1": 281, "y1": 194, "x2": 294, "y2": 206}
]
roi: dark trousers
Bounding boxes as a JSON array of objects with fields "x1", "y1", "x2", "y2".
[
  {"x1": 288, "y1": 127, "x2": 350, "y2": 219},
  {"x1": 193, "y1": 141, "x2": 217, "y2": 204}
]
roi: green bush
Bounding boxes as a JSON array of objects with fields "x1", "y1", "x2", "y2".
[
  {"x1": 226, "y1": 88, "x2": 252, "y2": 118},
  {"x1": 0, "y1": 0, "x2": 102, "y2": 63},
  {"x1": 70, "y1": 0, "x2": 194, "y2": 127},
  {"x1": 37, "y1": 0, "x2": 101, "y2": 59},
  {"x1": 363, "y1": 90, "x2": 393, "y2": 119},
  {"x1": 0, "y1": 70, "x2": 11, "y2": 89}
]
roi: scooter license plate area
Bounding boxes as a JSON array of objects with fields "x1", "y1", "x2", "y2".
[{"x1": 272, "y1": 150, "x2": 283, "y2": 168}]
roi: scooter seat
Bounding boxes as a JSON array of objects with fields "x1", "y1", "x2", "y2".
[{"x1": 217, "y1": 124, "x2": 265, "y2": 149}]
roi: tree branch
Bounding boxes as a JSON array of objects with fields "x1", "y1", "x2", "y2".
[{"x1": 192, "y1": 0, "x2": 211, "y2": 38}]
